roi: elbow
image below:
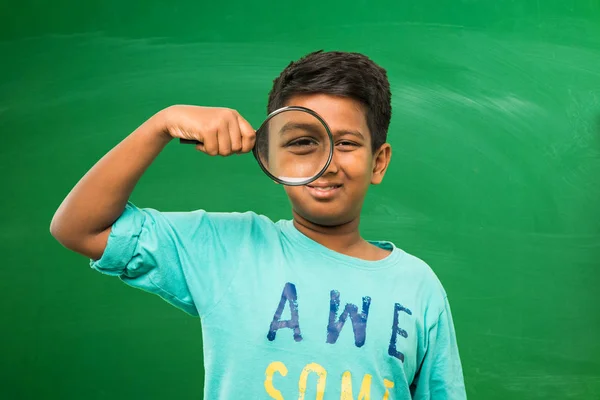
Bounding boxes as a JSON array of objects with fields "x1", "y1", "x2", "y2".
[
  {"x1": 49, "y1": 215, "x2": 60, "y2": 239},
  {"x1": 50, "y1": 214, "x2": 109, "y2": 261},
  {"x1": 49, "y1": 215, "x2": 72, "y2": 248},
  {"x1": 49, "y1": 212, "x2": 79, "y2": 250},
  {"x1": 49, "y1": 213, "x2": 63, "y2": 242}
]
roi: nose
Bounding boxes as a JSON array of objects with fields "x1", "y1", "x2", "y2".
[{"x1": 321, "y1": 149, "x2": 339, "y2": 176}]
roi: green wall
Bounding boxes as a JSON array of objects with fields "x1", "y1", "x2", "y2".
[{"x1": 1, "y1": 1, "x2": 599, "y2": 398}]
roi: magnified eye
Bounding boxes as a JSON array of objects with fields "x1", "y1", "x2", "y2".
[
  {"x1": 286, "y1": 137, "x2": 319, "y2": 147},
  {"x1": 256, "y1": 108, "x2": 333, "y2": 185},
  {"x1": 283, "y1": 136, "x2": 322, "y2": 155}
]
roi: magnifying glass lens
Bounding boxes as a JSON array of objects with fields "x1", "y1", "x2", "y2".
[{"x1": 254, "y1": 109, "x2": 332, "y2": 185}]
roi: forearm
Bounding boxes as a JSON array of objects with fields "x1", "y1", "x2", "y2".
[{"x1": 50, "y1": 109, "x2": 172, "y2": 256}]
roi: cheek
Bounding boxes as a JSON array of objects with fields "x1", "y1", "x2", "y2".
[
  {"x1": 339, "y1": 153, "x2": 373, "y2": 180},
  {"x1": 283, "y1": 186, "x2": 304, "y2": 203}
]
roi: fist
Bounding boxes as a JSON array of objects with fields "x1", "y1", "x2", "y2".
[{"x1": 160, "y1": 105, "x2": 255, "y2": 156}]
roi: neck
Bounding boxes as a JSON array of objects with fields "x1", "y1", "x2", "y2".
[{"x1": 291, "y1": 210, "x2": 364, "y2": 254}]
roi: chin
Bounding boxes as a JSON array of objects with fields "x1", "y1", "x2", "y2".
[
  {"x1": 285, "y1": 188, "x2": 363, "y2": 227},
  {"x1": 293, "y1": 206, "x2": 356, "y2": 227}
]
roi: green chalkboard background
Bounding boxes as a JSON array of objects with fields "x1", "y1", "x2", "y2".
[{"x1": 1, "y1": 1, "x2": 599, "y2": 398}]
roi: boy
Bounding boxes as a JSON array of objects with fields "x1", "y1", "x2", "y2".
[{"x1": 50, "y1": 50, "x2": 466, "y2": 399}]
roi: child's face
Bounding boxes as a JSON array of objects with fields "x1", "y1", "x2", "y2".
[{"x1": 283, "y1": 94, "x2": 391, "y2": 227}]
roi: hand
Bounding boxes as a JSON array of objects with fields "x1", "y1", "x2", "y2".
[{"x1": 158, "y1": 105, "x2": 255, "y2": 156}]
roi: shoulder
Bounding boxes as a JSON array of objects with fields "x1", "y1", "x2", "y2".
[
  {"x1": 392, "y1": 246, "x2": 450, "y2": 311},
  {"x1": 399, "y1": 250, "x2": 447, "y2": 292}
]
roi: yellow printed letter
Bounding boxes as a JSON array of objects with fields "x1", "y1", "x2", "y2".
[
  {"x1": 382, "y1": 379, "x2": 394, "y2": 400},
  {"x1": 358, "y1": 374, "x2": 372, "y2": 400},
  {"x1": 298, "y1": 362, "x2": 327, "y2": 400},
  {"x1": 265, "y1": 361, "x2": 288, "y2": 400},
  {"x1": 341, "y1": 371, "x2": 372, "y2": 400},
  {"x1": 341, "y1": 371, "x2": 353, "y2": 400}
]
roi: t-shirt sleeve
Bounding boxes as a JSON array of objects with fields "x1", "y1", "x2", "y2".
[
  {"x1": 89, "y1": 201, "x2": 264, "y2": 317},
  {"x1": 411, "y1": 296, "x2": 467, "y2": 399}
]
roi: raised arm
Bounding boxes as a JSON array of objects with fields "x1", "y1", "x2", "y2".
[{"x1": 50, "y1": 105, "x2": 255, "y2": 260}]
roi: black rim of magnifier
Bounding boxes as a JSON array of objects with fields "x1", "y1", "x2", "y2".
[{"x1": 251, "y1": 105, "x2": 334, "y2": 186}]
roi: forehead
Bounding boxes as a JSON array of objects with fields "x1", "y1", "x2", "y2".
[{"x1": 284, "y1": 94, "x2": 370, "y2": 139}]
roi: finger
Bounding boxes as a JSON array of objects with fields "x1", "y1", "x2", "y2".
[
  {"x1": 178, "y1": 128, "x2": 204, "y2": 151},
  {"x1": 217, "y1": 118, "x2": 232, "y2": 156},
  {"x1": 238, "y1": 114, "x2": 255, "y2": 153},
  {"x1": 203, "y1": 128, "x2": 219, "y2": 156},
  {"x1": 228, "y1": 115, "x2": 243, "y2": 154}
]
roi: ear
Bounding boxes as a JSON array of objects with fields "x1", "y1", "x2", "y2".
[{"x1": 371, "y1": 143, "x2": 391, "y2": 185}]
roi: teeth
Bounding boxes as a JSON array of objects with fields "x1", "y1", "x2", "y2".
[{"x1": 311, "y1": 186, "x2": 337, "y2": 190}]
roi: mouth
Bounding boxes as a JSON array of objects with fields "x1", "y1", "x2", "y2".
[
  {"x1": 305, "y1": 183, "x2": 343, "y2": 198},
  {"x1": 306, "y1": 183, "x2": 342, "y2": 190}
]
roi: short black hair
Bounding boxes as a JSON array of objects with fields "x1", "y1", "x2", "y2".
[{"x1": 267, "y1": 50, "x2": 392, "y2": 152}]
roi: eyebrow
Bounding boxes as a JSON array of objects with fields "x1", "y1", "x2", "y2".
[
  {"x1": 278, "y1": 123, "x2": 365, "y2": 140},
  {"x1": 279, "y1": 122, "x2": 324, "y2": 136},
  {"x1": 333, "y1": 129, "x2": 365, "y2": 140}
]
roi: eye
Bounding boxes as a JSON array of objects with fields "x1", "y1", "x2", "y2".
[
  {"x1": 283, "y1": 136, "x2": 321, "y2": 155},
  {"x1": 336, "y1": 140, "x2": 359, "y2": 149},
  {"x1": 287, "y1": 137, "x2": 318, "y2": 147}
]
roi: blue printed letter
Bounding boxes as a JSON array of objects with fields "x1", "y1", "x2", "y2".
[
  {"x1": 326, "y1": 290, "x2": 371, "y2": 347},
  {"x1": 388, "y1": 303, "x2": 412, "y2": 362},
  {"x1": 267, "y1": 282, "x2": 302, "y2": 342}
]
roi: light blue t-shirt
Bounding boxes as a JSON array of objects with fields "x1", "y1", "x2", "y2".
[{"x1": 90, "y1": 202, "x2": 466, "y2": 399}]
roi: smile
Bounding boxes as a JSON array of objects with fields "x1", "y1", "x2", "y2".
[
  {"x1": 308, "y1": 185, "x2": 341, "y2": 190},
  {"x1": 305, "y1": 184, "x2": 343, "y2": 198}
]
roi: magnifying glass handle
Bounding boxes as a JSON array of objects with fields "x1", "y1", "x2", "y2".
[{"x1": 179, "y1": 138, "x2": 202, "y2": 145}]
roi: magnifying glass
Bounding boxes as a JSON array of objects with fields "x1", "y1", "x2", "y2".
[{"x1": 179, "y1": 106, "x2": 334, "y2": 186}]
